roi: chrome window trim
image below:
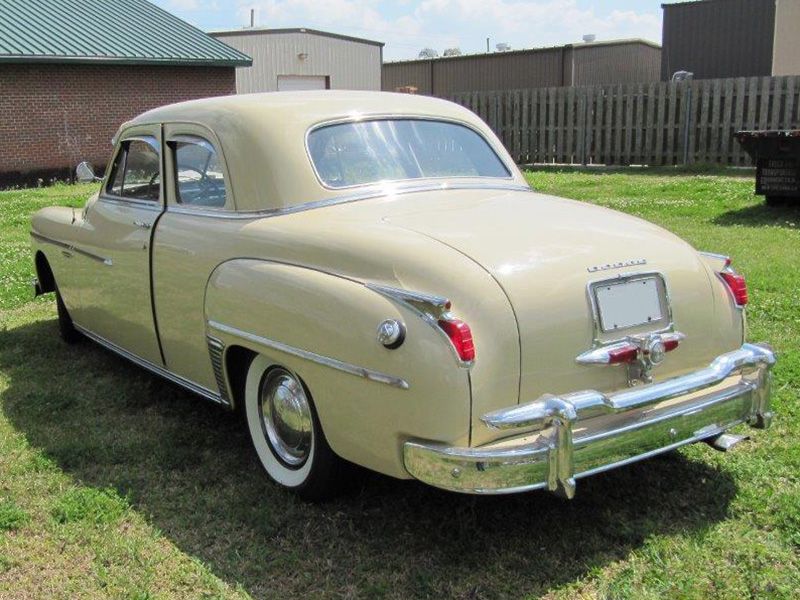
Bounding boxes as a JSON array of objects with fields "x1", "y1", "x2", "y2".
[
  {"x1": 206, "y1": 320, "x2": 410, "y2": 390},
  {"x1": 304, "y1": 114, "x2": 517, "y2": 191},
  {"x1": 74, "y1": 324, "x2": 224, "y2": 405},
  {"x1": 166, "y1": 133, "x2": 232, "y2": 212},
  {"x1": 30, "y1": 231, "x2": 113, "y2": 266},
  {"x1": 124, "y1": 135, "x2": 161, "y2": 151},
  {"x1": 98, "y1": 195, "x2": 162, "y2": 211},
  {"x1": 103, "y1": 134, "x2": 163, "y2": 206},
  {"x1": 160, "y1": 181, "x2": 533, "y2": 220},
  {"x1": 168, "y1": 134, "x2": 216, "y2": 152}
]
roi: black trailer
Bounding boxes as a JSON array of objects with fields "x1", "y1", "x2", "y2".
[{"x1": 736, "y1": 130, "x2": 800, "y2": 206}]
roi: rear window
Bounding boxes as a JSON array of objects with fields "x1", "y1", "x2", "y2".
[{"x1": 307, "y1": 119, "x2": 511, "y2": 189}]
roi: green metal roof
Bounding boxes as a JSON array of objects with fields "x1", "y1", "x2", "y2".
[{"x1": 0, "y1": 0, "x2": 252, "y2": 66}]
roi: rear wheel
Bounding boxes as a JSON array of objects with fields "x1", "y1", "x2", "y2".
[
  {"x1": 55, "y1": 287, "x2": 82, "y2": 344},
  {"x1": 244, "y1": 355, "x2": 345, "y2": 500}
]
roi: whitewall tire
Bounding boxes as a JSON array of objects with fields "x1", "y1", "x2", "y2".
[{"x1": 244, "y1": 354, "x2": 344, "y2": 500}]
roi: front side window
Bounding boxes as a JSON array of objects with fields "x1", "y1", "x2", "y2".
[
  {"x1": 105, "y1": 137, "x2": 161, "y2": 201},
  {"x1": 307, "y1": 119, "x2": 511, "y2": 189},
  {"x1": 169, "y1": 136, "x2": 227, "y2": 209}
]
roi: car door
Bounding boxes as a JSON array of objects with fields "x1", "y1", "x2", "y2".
[
  {"x1": 70, "y1": 125, "x2": 164, "y2": 365},
  {"x1": 151, "y1": 124, "x2": 238, "y2": 396}
]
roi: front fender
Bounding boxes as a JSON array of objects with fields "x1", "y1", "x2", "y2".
[
  {"x1": 31, "y1": 206, "x2": 81, "y2": 304},
  {"x1": 204, "y1": 259, "x2": 471, "y2": 479}
]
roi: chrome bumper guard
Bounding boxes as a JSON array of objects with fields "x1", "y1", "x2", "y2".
[{"x1": 404, "y1": 343, "x2": 776, "y2": 498}]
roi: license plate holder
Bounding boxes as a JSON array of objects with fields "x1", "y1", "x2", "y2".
[{"x1": 594, "y1": 276, "x2": 664, "y2": 332}]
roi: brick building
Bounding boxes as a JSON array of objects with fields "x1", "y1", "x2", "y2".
[{"x1": 0, "y1": 0, "x2": 251, "y2": 187}]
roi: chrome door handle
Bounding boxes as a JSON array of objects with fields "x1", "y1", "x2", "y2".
[{"x1": 133, "y1": 221, "x2": 152, "y2": 230}]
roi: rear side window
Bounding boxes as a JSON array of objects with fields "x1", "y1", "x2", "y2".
[
  {"x1": 169, "y1": 136, "x2": 227, "y2": 209},
  {"x1": 105, "y1": 137, "x2": 161, "y2": 201}
]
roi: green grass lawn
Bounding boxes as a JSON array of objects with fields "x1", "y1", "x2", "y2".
[{"x1": 0, "y1": 172, "x2": 799, "y2": 599}]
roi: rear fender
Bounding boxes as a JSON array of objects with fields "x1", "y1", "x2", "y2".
[
  {"x1": 204, "y1": 259, "x2": 471, "y2": 478},
  {"x1": 698, "y1": 251, "x2": 746, "y2": 346}
]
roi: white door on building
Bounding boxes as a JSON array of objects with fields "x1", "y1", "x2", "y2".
[{"x1": 277, "y1": 75, "x2": 329, "y2": 91}]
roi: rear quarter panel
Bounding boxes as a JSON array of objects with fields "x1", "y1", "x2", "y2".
[{"x1": 204, "y1": 260, "x2": 472, "y2": 478}]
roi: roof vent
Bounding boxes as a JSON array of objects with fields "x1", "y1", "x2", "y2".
[
  {"x1": 582, "y1": 34, "x2": 596, "y2": 43},
  {"x1": 495, "y1": 43, "x2": 510, "y2": 52}
]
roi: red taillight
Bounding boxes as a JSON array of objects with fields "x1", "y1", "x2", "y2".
[
  {"x1": 663, "y1": 338, "x2": 680, "y2": 352},
  {"x1": 720, "y1": 270, "x2": 748, "y2": 306},
  {"x1": 437, "y1": 318, "x2": 475, "y2": 362},
  {"x1": 607, "y1": 344, "x2": 639, "y2": 364}
]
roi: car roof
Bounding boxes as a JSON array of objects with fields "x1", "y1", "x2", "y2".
[
  {"x1": 122, "y1": 91, "x2": 523, "y2": 212},
  {"x1": 130, "y1": 91, "x2": 473, "y2": 128}
]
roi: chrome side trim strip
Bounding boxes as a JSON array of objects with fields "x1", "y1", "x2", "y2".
[
  {"x1": 30, "y1": 231, "x2": 70, "y2": 251},
  {"x1": 163, "y1": 181, "x2": 533, "y2": 220},
  {"x1": 206, "y1": 320, "x2": 410, "y2": 390},
  {"x1": 30, "y1": 231, "x2": 113, "y2": 266},
  {"x1": 74, "y1": 325, "x2": 224, "y2": 405}
]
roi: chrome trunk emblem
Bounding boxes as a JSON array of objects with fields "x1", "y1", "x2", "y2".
[{"x1": 587, "y1": 259, "x2": 647, "y2": 273}]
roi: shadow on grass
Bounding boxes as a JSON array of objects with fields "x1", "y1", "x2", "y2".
[
  {"x1": 714, "y1": 202, "x2": 800, "y2": 229},
  {"x1": 1, "y1": 318, "x2": 738, "y2": 600}
]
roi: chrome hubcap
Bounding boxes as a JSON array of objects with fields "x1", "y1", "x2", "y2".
[{"x1": 259, "y1": 369, "x2": 313, "y2": 468}]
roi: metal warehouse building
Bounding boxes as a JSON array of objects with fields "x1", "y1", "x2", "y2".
[
  {"x1": 382, "y1": 39, "x2": 662, "y2": 96},
  {"x1": 211, "y1": 28, "x2": 384, "y2": 93},
  {"x1": 661, "y1": 0, "x2": 800, "y2": 80},
  {"x1": 0, "y1": 0, "x2": 251, "y2": 186}
]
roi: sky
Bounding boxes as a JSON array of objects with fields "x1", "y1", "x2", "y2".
[{"x1": 154, "y1": 0, "x2": 666, "y2": 61}]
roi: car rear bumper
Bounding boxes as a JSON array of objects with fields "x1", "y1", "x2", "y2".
[{"x1": 404, "y1": 343, "x2": 775, "y2": 497}]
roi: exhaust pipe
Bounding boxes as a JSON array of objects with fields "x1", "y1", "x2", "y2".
[{"x1": 706, "y1": 433, "x2": 749, "y2": 452}]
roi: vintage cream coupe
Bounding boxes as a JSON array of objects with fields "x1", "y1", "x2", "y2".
[{"x1": 31, "y1": 91, "x2": 776, "y2": 500}]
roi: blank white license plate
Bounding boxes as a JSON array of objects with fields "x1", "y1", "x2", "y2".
[{"x1": 595, "y1": 277, "x2": 663, "y2": 332}]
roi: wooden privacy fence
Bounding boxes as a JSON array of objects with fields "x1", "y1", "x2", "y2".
[{"x1": 446, "y1": 76, "x2": 800, "y2": 167}]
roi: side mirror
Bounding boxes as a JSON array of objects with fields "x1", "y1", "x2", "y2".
[{"x1": 76, "y1": 161, "x2": 100, "y2": 183}]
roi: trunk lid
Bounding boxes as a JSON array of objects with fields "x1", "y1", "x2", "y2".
[{"x1": 383, "y1": 189, "x2": 722, "y2": 406}]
